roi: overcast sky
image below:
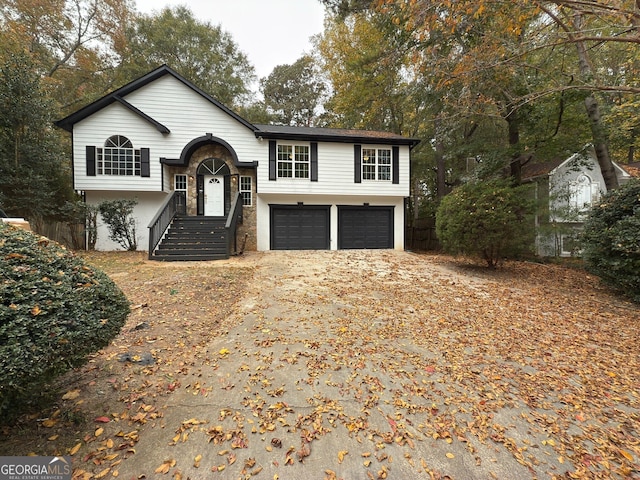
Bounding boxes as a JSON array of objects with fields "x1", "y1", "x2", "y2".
[{"x1": 134, "y1": 0, "x2": 327, "y2": 80}]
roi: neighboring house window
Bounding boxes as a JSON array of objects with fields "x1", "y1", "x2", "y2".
[
  {"x1": 570, "y1": 174, "x2": 599, "y2": 211},
  {"x1": 240, "y1": 176, "x2": 252, "y2": 206},
  {"x1": 97, "y1": 135, "x2": 140, "y2": 175},
  {"x1": 362, "y1": 147, "x2": 391, "y2": 181},
  {"x1": 174, "y1": 174, "x2": 187, "y2": 210},
  {"x1": 277, "y1": 144, "x2": 309, "y2": 179}
]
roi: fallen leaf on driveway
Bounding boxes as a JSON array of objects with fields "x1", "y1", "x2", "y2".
[
  {"x1": 93, "y1": 467, "x2": 110, "y2": 479},
  {"x1": 69, "y1": 443, "x2": 81, "y2": 456},
  {"x1": 620, "y1": 449, "x2": 634, "y2": 462},
  {"x1": 155, "y1": 459, "x2": 176, "y2": 474}
]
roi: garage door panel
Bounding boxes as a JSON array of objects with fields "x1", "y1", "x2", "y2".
[
  {"x1": 339, "y1": 207, "x2": 393, "y2": 249},
  {"x1": 271, "y1": 206, "x2": 330, "y2": 250}
]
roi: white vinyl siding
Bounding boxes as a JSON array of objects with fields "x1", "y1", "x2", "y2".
[
  {"x1": 548, "y1": 150, "x2": 609, "y2": 223},
  {"x1": 73, "y1": 73, "x2": 410, "y2": 197},
  {"x1": 257, "y1": 142, "x2": 410, "y2": 197},
  {"x1": 85, "y1": 190, "x2": 167, "y2": 251},
  {"x1": 73, "y1": 74, "x2": 264, "y2": 192}
]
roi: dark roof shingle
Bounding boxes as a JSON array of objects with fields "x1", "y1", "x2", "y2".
[{"x1": 253, "y1": 124, "x2": 420, "y2": 147}]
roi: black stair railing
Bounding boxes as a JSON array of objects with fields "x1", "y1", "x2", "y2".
[
  {"x1": 148, "y1": 191, "x2": 186, "y2": 258},
  {"x1": 225, "y1": 192, "x2": 243, "y2": 255}
]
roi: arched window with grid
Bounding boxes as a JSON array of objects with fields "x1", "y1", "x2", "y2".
[{"x1": 97, "y1": 135, "x2": 141, "y2": 176}]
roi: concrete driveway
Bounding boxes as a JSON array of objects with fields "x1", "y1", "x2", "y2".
[{"x1": 105, "y1": 250, "x2": 638, "y2": 480}]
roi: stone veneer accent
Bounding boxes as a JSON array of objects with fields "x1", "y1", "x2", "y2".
[{"x1": 165, "y1": 143, "x2": 257, "y2": 252}]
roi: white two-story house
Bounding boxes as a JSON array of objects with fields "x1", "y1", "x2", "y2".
[
  {"x1": 522, "y1": 145, "x2": 633, "y2": 256},
  {"x1": 56, "y1": 65, "x2": 419, "y2": 260}
]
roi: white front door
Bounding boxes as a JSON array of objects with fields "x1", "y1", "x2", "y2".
[{"x1": 204, "y1": 175, "x2": 224, "y2": 216}]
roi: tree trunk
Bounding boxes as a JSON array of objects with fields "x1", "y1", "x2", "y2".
[
  {"x1": 505, "y1": 107, "x2": 522, "y2": 184},
  {"x1": 573, "y1": 14, "x2": 619, "y2": 190},
  {"x1": 584, "y1": 96, "x2": 618, "y2": 189},
  {"x1": 435, "y1": 117, "x2": 446, "y2": 199}
]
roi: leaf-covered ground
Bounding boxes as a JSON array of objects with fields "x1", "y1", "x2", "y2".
[{"x1": 1, "y1": 250, "x2": 638, "y2": 479}]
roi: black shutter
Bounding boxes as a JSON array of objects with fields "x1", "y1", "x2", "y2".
[
  {"x1": 392, "y1": 146, "x2": 399, "y2": 184},
  {"x1": 141, "y1": 148, "x2": 150, "y2": 177},
  {"x1": 269, "y1": 140, "x2": 277, "y2": 180},
  {"x1": 86, "y1": 146, "x2": 96, "y2": 176},
  {"x1": 224, "y1": 175, "x2": 231, "y2": 215},
  {"x1": 354, "y1": 145, "x2": 362, "y2": 183},
  {"x1": 197, "y1": 175, "x2": 204, "y2": 215},
  {"x1": 310, "y1": 142, "x2": 318, "y2": 182}
]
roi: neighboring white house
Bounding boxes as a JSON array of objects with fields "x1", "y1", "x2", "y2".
[
  {"x1": 55, "y1": 65, "x2": 419, "y2": 259},
  {"x1": 522, "y1": 145, "x2": 633, "y2": 257}
]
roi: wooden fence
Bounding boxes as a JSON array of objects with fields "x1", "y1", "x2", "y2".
[
  {"x1": 36, "y1": 222, "x2": 85, "y2": 250},
  {"x1": 405, "y1": 226, "x2": 440, "y2": 251}
]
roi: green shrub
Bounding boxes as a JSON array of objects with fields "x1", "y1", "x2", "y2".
[
  {"x1": 99, "y1": 199, "x2": 138, "y2": 251},
  {"x1": 0, "y1": 223, "x2": 130, "y2": 417},
  {"x1": 436, "y1": 178, "x2": 535, "y2": 267},
  {"x1": 582, "y1": 179, "x2": 640, "y2": 302}
]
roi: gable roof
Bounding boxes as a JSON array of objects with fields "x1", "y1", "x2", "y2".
[
  {"x1": 55, "y1": 64, "x2": 257, "y2": 133},
  {"x1": 522, "y1": 146, "x2": 633, "y2": 183},
  {"x1": 55, "y1": 65, "x2": 420, "y2": 148},
  {"x1": 621, "y1": 162, "x2": 640, "y2": 178},
  {"x1": 253, "y1": 124, "x2": 421, "y2": 148},
  {"x1": 521, "y1": 158, "x2": 565, "y2": 180}
]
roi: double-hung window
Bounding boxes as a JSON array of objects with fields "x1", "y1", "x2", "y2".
[
  {"x1": 362, "y1": 148, "x2": 392, "y2": 181},
  {"x1": 97, "y1": 135, "x2": 140, "y2": 176},
  {"x1": 174, "y1": 174, "x2": 187, "y2": 193},
  {"x1": 277, "y1": 144, "x2": 310, "y2": 179},
  {"x1": 174, "y1": 174, "x2": 187, "y2": 210},
  {"x1": 240, "y1": 176, "x2": 252, "y2": 206}
]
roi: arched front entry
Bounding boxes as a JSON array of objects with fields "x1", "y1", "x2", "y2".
[{"x1": 196, "y1": 158, "x2": 231, "y2": 216}]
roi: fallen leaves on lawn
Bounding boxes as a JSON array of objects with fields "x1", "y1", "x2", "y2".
[
  {"x1": 5, "y1": 251, "x2": 639, "y2": 480},
  {"x1": 62, "y1": 390, "x2": 81, "y2": 400},
  {"x1": 41, "y1": 418, "x2": 57, "y2": 428}
]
